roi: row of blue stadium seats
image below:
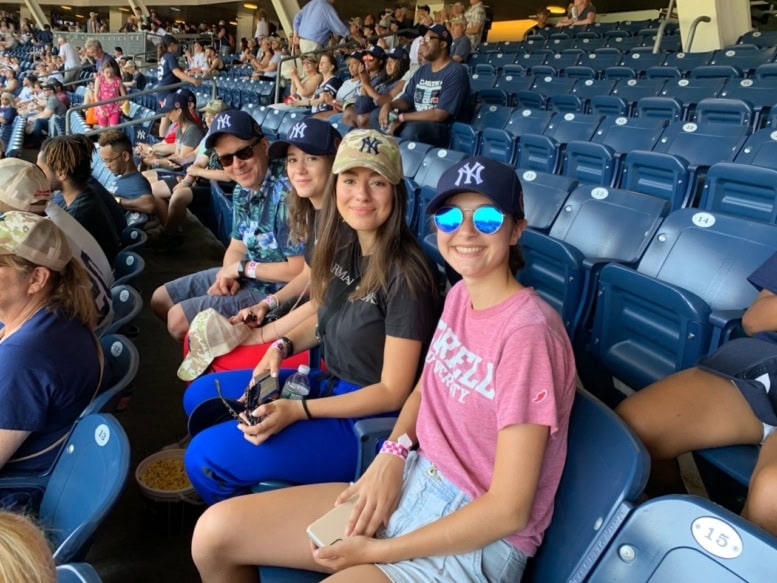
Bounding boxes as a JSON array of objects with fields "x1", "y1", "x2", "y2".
[{"x1": 472, "y1": 73, "x2": 777, "y2": 119}]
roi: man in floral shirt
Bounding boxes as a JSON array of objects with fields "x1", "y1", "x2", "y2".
[{"x1": 151, "y1": 110, "x2": 305, "y2": 341}]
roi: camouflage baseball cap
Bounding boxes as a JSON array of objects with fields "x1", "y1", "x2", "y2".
[
  {"x1": 331, "y1": 129, "x2": 402, "y2": 185},
  {"x1": 0, "y1": 211, "x2": 72, "y2": 272},
  {"x1": 178, "y1": 308, "x2": 252, "y2": 381},
  {"x1": 0, "y1": 159, "x2": 51, "y2": 213}
]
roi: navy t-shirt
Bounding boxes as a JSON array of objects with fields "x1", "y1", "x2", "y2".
[
  {"x1": 748, "y1": 251, "x2": 777, "y2": 343},
  {"x1": 158, "y1": 52, "x2": 179, "y2": 87},
  {"x1": 401, "y1": 61, "x2": 470, "y2": 121},
  {"x1": 0, "y1": 310, "x2": 100, "y2": 473},
  {"x1": 114, "y1": 171, "x2": 153, "y2": 224}
]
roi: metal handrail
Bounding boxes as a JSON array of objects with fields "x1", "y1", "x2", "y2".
[
  {"x1": 685, "y1": 16, "x2": 712, "y2": 52},
  {"x1": 652, "y1": 0, "x2": 678, "y2": 54},
  {"x1": 64, "y1": 78, "x2": 217, "y2": 134}
]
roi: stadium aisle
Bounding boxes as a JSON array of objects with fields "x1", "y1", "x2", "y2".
[{"x1": 85, "y1": 213, "x2": 225, "y2": 582}]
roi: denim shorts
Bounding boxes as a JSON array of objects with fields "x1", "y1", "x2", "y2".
[
  {"x1": 375, "y1": 453, "x2": 527, "y2": 583},
  {"x1": 165, "y1": 266, "x2": 265, "y2": 322}
]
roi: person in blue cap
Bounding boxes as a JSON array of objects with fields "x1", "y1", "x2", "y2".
[
  {"x1": 191, "y1": 156, "x2": 575, "y2": 583},
  {"x1": 150, "y1": 109, "x2": 304, "y2": 341}
]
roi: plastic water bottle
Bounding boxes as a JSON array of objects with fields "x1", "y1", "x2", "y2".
[{"x1": 281, "y1": 365, "x2": 311, "y2": 400}]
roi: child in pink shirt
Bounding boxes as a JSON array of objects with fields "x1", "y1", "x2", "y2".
[
  {"x1": 94, "y1": 60, "x2": 125, "y2": 127},
  {"x1": 191, "y1": 156, "x2": 577, "y2": 582}
]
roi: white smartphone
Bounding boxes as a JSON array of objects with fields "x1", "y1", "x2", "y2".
[{"x1": 306, "y1": 497, "x2": 358, "y2": 548}]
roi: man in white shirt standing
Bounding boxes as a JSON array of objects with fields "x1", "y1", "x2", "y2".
[{"x1": 57, "y1": 36, "x2": 80, "y2": 84}]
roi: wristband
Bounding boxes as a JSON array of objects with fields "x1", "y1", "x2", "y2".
[
  {"x1": 379, "y1": 440, "x2": 409, "y2": 461},
  {"x1": 262, "y1": 294, "x2": 279, "y2": 310},
  {"x1": 398, "y1": 112, "x2": 405, "y2": 123},
  {"x1": 245, "y1": 260, "x2": 259, "y2": 279},
  {"x1": 271, "y1": 336, "x2": 294, "y2": 358}
]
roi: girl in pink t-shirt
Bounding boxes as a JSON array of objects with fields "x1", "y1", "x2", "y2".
[
  {"x1": 191, "y1": 156, "x2": 576, "y2": 582},
  {"x1": 93, "y1": 60, "x2": 125, "y2": 127}
]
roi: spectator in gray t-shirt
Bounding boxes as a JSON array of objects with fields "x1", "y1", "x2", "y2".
[
  {"x1": 26, "y1": 82, "x2": 67, "y2": 147},
  {"x1": 449, "y1": 17, "x2": 471, "y2": 63}
]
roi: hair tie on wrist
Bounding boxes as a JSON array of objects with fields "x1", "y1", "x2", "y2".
[{"x1": 301, "y1": 398, "x2": 313, "y2": 420}]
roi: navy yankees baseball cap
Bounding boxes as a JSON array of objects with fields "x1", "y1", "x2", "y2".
[
  {"x1": 159, "y1": 91, "x2": 187, "y2": 113},
  {"x1": 268, "y1": 118, "x2": 340, "y2": 159},
  {"x1": 427, "y1": 156, "x2": 525, "y2": 219},
  {"x1": 204, "y1": 109, "x2": 263, "y2": 149}
]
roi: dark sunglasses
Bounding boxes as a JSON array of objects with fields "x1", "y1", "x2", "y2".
[
  {"x1": 217, "y1": 138, "x2": 260, "y2": 167},
  {"x1": 215, "y1": 372, "x2": 278, "y2": 425},
  {"x1": 433, "y1": 205, "x2": 506, "y2": 235}
]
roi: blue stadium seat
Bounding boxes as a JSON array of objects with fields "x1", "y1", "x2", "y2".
[
  {"x1": 549, "y1": 94, "x2": 584, "y2": 113},
  {"x1": 660, "y1": 78, "x2": 727, "y2": 116},
  {"x1": 504, "y1": 107, "x2": 554, "y2": 137},
  {"x1": 519, "y1": 169, "x2": 578, "y2": 232},
  {"x1": 587, "y1": 495, "x2": 777, "y2": 583},
  {"x1": 652, "y1": 117, "x2": 749, "y2": 187},
  {"x1": 690, "y1": 65, "x2": 743, "y2": 80},
  {"x1": 699, "y1": 162, "x2": 777, "y2": 223},
  {"x1": 529, "y1": 64, "x2": 558, "y2": 78},
  {"x1": 517, "y1": 51, "x2": 552, "y2": 69},
  {"x1": 573, "y1": 79, "x2": 618, "y2": 107},
  {"x1": 243, "y1": 103, "x2": 270, "y2": 126},
  {"x1": 119, "y1": 226, "x2": 147, "y2": 253},
  {"x1": 261, "y1": 108, "x2": 287, "y2": 140},
  {"x1": 734, "y1": 125, "x2": 777, "y2": 171},
  {"x1": 575, "y1": 36, "x2": 608, "y2": 51},
  {"x1": 112, "y1": 250, "x2": 145, "y2": 288},
  {"x1": 488, "y1": 51, "x2": 519, "y2": 72},
  {"x1": 532, "y1": 75, "x2": 576, "y2": 100},
  {"x1": 583, "y1": 47, "x2": 623, "y2": 71},
  {"x1": 526, "y1": 391, "x2": 649, "y2": 583},
  {"x1": 564, "y1": 65, "x2": 597, "y2": 79},
  {"x1": 399, "y1": 140, "x2": 433, "y2": 183},
  {"x1": 103, "y1": 285, "x2": 143, "y2": 337},
  {"x1": 718, "y1": 77, "x2": 777, "y2": 126},
  {"x1": 664, "y1": 50, "x2": 714, "y2": 73},
  {"x1": 611, "y1": 78, "x2": 667, "y2": 110},
  {"x1": 449, "y1": 123, "x2": 479, "y2": 155},
  {"x1": 32, "y1": 414, "x2": 129, "y2": 563},
  {"x1": 516, "y1": 112, "x2": 603, "y2": 173},
  {"x1": 589, "y1": 208, "x2": 777, "y2": 390},
  {"x1": 589, "y1": 95, "x2": 630, "y2": 117},
  {"x1": 709, "y1": 44, "x2": 776, "y2": 75},
  {"x1": 514, "y1": 90, "x2": 548, "y2": 110},
  {"x1": 605, "y1": 35, "x2": 644, "y2": 52},
  {"x1": 620, "y1": 151, "x2": 691, "y2": 210},
  {"x1": 644, "y1": 65, "x2": 683, "y2": 79},
  {"x1": 694, "y1": 97, "x2": 754, "y2": 126},
  {"x1": 623, "y1": 47, "x2": 667, "y2": 75},
  {"x1": 56, "y1": 563, "x2": 104, "y2": 583},
  {"x1": 82, "y1": 334, "x2": 140, "y2": 416},
  {"x1": 209, "y1": 180, "x2": 235, "y2": 246},
  {"x1": 561, "y1": 141, "x2": 618, "y2": 185},
  {"x1": 479, "y1": 127, "x2": 518, "y2": 163},
  {"x1": 548, "y1": 48, "x2": 584, "y2": 70},
  {"x1": 469, "y1": 72, "x2": 497, "y2": 94},
  {"x1": 604, "y1": 66, "x2": 638, "y2": 80},
  {"x1": 519, "y1": 184, "x2": 669, "y2": 336},
  {"x1": 635, "y1": 96, "x2": 684, "y2": 121},
  {"x1": 495, "y1": 73, "x2": 537, "y2": 105},
  {"x1": 738, "y1": 29, "x2": 777, "y2": 48}
]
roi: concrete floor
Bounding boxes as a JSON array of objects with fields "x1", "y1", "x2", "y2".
[{"x1": 86, "y1": 214, "x2": 225, "y2": 583}]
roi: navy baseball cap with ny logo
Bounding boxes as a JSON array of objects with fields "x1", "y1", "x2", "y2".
[
  {"x1": 427, "y1": 156, "x2": 525, "y2": 219},
  {"x1": 205, "y1": 109, "x2": 263, "y2": 149},
  {"x1": 268, "y1": 118, "x2": 341, "y2": 159}
]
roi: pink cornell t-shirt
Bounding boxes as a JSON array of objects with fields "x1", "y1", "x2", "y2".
[{"x1": 416, "y1": 282, "x2": 576, "y2": 556}]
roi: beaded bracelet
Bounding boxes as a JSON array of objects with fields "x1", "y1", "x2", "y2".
[{"x1": 379, "y1": 440, "x2": 409, "y2": 461}]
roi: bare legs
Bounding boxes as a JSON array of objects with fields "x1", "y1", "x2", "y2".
[{"x1": 616, "y1": 367, "x2": 777, "y2": 536}]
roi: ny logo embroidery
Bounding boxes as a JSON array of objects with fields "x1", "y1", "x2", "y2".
[
  {"x1": 360, "y1": 136, "x2": 381, "y2": 155},
  {"x1": 288, "y1": 121, "x2": 307, "y2": 140},
  {"x1": 455, "y1": 161, "x2": 485, "y2": 186},
  {"x1": 215, "y1": 114, "x2": 232, "y2": 131}
]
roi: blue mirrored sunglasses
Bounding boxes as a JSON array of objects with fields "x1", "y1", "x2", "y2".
[{"x1": 433, "y1": 205, "x2": 505, "y2": 235}]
